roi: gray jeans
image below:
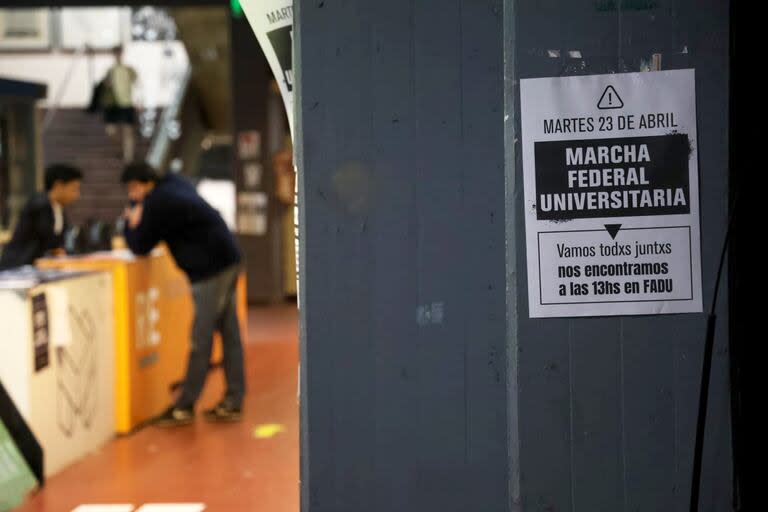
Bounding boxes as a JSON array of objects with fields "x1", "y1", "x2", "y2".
[{"x1": 176, "y1": 264, "x2": 245, "y2": 409}]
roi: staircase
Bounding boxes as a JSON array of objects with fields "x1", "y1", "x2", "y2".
[{"x1": 42, "y1": 109, "x2": 152, "y2": 226}]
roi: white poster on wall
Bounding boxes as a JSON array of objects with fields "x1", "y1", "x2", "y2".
[
  {"x1": 197, "y1": 179, "x2": 237, "y2": 231},
  {"x1": 241, "y1": 0, "x2": 301, "y2": 308},
  {"x1": 237, "y1": 192, "x2": 268, "y2": 236},
  {"x1": 520, "y1": 69, "x2": 702, "y2": 318},
  {"x1": 239, "y1": 0, "x2": 294, "y2": 136}
]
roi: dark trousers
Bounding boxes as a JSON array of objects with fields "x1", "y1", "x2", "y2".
[{"x1": 176, "y1": 264, "x2": 245, "y2": 409}]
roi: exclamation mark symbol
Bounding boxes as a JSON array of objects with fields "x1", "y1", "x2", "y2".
[{"x1": 598, "y1": 85, "x2": 623, "y2": 109}]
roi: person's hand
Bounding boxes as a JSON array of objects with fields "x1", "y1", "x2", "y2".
[{"x1": 124, "y1": 204, "x2": 143, "y2": 229}]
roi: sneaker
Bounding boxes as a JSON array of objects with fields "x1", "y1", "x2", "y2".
[
  {"x1": 154, "y1": 406, "x2": 195, "y2": 427},
  {"x1": 203, "y1": 401, "x2": 242, "y2": 423}
]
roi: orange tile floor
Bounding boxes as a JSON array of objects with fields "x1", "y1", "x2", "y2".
[{"x1": 16, "y1": 305, "x2": 300, "y2": 512}]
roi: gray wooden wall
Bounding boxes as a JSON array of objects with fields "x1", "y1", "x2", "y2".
[
  {"x1": 296, "y1": 0, "x2": 732, "y2": 511},
  {"x1": 295, "y1": 0, "x2": 508, "y2": 510}
]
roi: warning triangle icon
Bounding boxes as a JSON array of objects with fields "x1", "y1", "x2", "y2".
[
  {"x1": 604, "y1": 224, "x2": 622, "y2": 239},
  {"x1": 598, "y1": 85, "x2": 624, "y2": 110}
]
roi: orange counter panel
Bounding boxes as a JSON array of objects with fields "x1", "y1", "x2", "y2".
[{"x1": 38, "y1": 248, "x2": 247, "y2": 433}]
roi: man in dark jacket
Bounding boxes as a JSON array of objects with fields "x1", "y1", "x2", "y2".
[
  {"x1": 120, "y1": 163, "x2": 245, "y2": 426},
  {"x1": 0, "y1": 164, "x2": 82, "y2": 270}
]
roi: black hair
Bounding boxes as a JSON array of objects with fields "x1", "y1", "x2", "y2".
[
  {"x1": 45, "y1": 164, "x2": 83, "y2": 191},
  {"x1": 120, "y1": 162, "x2": 160, "y2": 184}
]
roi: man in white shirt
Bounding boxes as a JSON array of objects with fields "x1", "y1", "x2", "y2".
[{"x1": 104, "y1": 46, "x2": 139, "y2": 162}]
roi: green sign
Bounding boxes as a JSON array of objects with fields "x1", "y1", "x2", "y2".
[
  {"x1": 231, "y1": 0, "x2": 244, "y2": 18},
  {"x1": 0, "y1": 419, "x2": 37, "y2": 511}
]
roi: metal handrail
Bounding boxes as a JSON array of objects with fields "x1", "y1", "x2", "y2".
[{"x1": 145, "y1": 64, "x2": 191, "y2": 170}]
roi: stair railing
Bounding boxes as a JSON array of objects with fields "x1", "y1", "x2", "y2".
[{"x1": 145, "y1": 63, "x2": 191, "y2": 171}]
